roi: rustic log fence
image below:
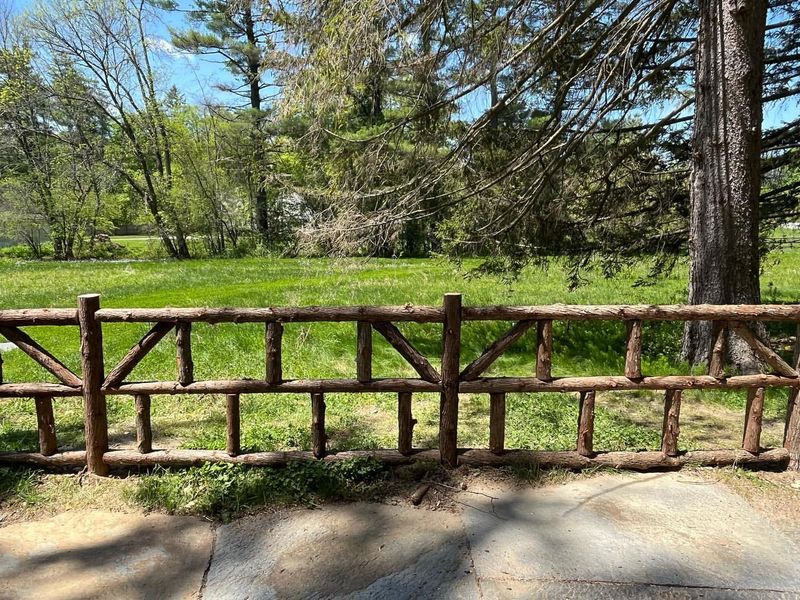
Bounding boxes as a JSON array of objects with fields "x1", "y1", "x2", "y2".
[{"x1": 1, "y1": 294, "x2": 800, "y2": 475}]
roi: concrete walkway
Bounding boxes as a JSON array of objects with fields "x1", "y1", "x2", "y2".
[{"x1": 1, "y1": 472, "x2": 799, "y2": 599}]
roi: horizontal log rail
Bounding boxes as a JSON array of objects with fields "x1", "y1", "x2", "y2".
[
  {"x1": 2, "y1": 294, "x2": 800, "y2": 474},
  {"x1": 5, "y1": 373, "x2": 800, "y2": 398},
  {"x1": 0, "y1": 447, "x2": 788, "y2": 470},
  {"x1": 95, "y1": 306, "x2": 446, "y2": 323}
]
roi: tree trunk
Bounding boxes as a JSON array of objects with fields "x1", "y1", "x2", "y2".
[
  {"x1": 244, "y1": 3, "x2": 270, "y2": 244},
  {"x1": 683, "y1": 0, "x2": 767, "y2": 372}
]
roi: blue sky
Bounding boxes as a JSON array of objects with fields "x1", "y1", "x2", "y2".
[
  {"x1": 9, "y1": 0, "x2": 238, "y2": 105},
  {"x1": 7, "y1": 0, "x2": 797, "y2": 129}
]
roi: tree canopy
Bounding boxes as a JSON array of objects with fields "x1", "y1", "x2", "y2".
[{"x1": 0, "y1": 0, "x2": 797, "y2": 280}]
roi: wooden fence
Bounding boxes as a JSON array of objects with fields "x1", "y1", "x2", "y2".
[{"x1": 1, "y1": 293, "x2": 799, "y2": 475}]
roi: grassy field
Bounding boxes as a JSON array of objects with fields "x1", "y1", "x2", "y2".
[{"x1": 1, "y1": 252, "x2": 800, "y2": 461}]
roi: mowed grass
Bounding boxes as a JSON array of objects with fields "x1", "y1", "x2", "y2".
[{"x1": 2, "y1": 252, "x2": 800, "y2": 456}]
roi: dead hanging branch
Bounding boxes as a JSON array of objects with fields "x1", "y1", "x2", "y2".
[
  {"x1": 280, "y1": 0, "x2": 797, "y2": 263},
  {"x1": 278, "y1": 0, "x2": 698, "y2": 254}
]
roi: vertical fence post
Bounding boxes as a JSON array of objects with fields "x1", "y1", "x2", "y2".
[
  {"x1": 743, "y1": 387, "x2": 764, "y2": 454},
  {"x1": 35, "y1": 396, "x2": 57, "y2": 456},
  {"x1": 226, "y1": 393, "x2": 241, "y2": 456},
  {"x1": 661, "y1": 390, "x2": 682, "y2": 456},
  {"x1": 398, "y1": 392, "x2": 414, "y2": 455},
  {"x1": 785, "y1": 388, "x2": 800, "y2": 469},
  {"x1": 536, "y1": 320, "x2": 552, "y2": 381},
  {"x1": 624, "y1": 320, "x2": 642, "y2": 379},
  {"x1": 266, "y1": 322, "x2": 283, "y2": 385},
  {"x1": 78, "y1": 294, "x2": 108, "y2": 476},
  {"x1": 0, "y1": 352, "x2": 3, "y2": 384},
  {"x1": 577, "y1": 390, "x2": 595, "y2": 457},
  {"x1": 439, "y1": 293, "x2": 462, "y2": 467},
  {"x1": 311, "y1": 392, "x2": 326, "y2": 458},
  {"x1": 489, "y1": 392, "x2": 506, "y2": 455},
  {"x1": 176, "y1": 322, "x2": 193, "y2": 385},
  {"x1": 709, "y1": 321, "x2": 726, "y2": 379},
  {"x1": 357, "y1": 322, "x2": 372, "y2": 383},
  {"x1": 785, "y1": 327, "x2": 800, "y2": 470},
  {"x1": 135, "y1": 394, "x2": 152, "y2": 453}
]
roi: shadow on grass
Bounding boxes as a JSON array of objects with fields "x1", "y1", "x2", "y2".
[{"x1": 0, "y1": 421, "x2": 86, "y2": 453}]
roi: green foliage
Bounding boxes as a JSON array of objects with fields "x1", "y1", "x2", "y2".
[{"x1": 128, "y1": 458, "x2": 389, "y2": 519}]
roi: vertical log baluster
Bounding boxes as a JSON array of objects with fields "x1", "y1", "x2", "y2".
[
  {"x1": 577, "y1": 391, "x2": 596, "y2": 457},
  {"x1": 135, "y1": 394, "x2": 152, "y2": 454},
  {"x1": 78, "y1": 294, "x2": 108, "y2": 476},
  {"x1": 0, "y1": 352, "x2": 3, "y2": 384},
  {"x1": 357, "y1": 321, "x2": 372, "y2": 383},
  {"x1": 311, "y1": 392, "x2": 326, "y2": 458},
  {"x1": 536, "y1": 320, "x2": 552, "y2": 381},
  {"x1": 266, "y1": 322, "x2": 283, "y2": 385},
  {"x1": 661, "y1": 390, "x2": 682, "y2": 456},
  {"x1": 743, "y1": 387, "x2": 765, "y2": 454},
  {"x1": 785, "y1": 324, "x2": 800, "y2": 470},
  {"x1": 440, "y1": 293, "x2": 462, "y2": 467},
  {"x1": 35, "y1": 396, "x2": 57, "y2": 456},
  {"x1": 709, "y1": 321, "x2": 726, "y2": 379},
  {"x1": 624, "y1": 320, "x2": 642, "y2": 379},
  {"x1": 176, "y1": 322, "x2": 193, "y2": 385},
  {"x1": 785, "y1": 387, "x2": 800, "y2": 470},
  {"x1": 489, "y1": 392, "x2": 506, "y2": 455},
  {"x1": 226, "y1": 393, "x2": 240, "y2": 456},
  {"x1": 398, "y1": 392, "x2": 415, "y2": 455}
]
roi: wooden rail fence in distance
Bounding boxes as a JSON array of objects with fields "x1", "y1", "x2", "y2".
[{"x1": 1, "y1": 295, "x2": 799, "y2": 474}]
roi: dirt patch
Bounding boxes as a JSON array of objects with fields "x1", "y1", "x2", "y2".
[
  {"x1": 0, "y1": 473, "x2": 137, "y2": 527},
  {"x1": 698, "y1": 467, "x2": 800, "y2": 545}
]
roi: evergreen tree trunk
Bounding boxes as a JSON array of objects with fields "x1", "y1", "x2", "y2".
[
  {"x1": 682, "y1": 0, "x2": 767, "y2": 372},
  {"x1": 244, "y1": 3, "x2": 270, "y2": 244}
]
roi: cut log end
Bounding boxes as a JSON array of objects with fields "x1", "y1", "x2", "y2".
[{"x1": 410, "y1": 483, "x2": 431, "y2": 505}]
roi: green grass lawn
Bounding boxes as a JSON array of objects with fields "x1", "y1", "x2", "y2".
[{"x1": 2, "y1": 253, "x2": 800, "y2": 457}]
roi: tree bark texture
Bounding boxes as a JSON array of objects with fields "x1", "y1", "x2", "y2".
[{"x1": 684, "y1": 0, "x2": 767, "y2": 372}]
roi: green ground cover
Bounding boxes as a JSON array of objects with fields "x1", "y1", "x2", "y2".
[{"x1": 1, "y1": 253, "x2": 799, "y2": 458}]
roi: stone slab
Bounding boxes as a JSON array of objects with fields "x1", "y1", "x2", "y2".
[
  {"x1": 461, "y1": 472, "x2": 800, "y2": 593},
  {"x1": 204, "y1": 502, "x2": 478, "y2": 599},
  {"x1": 0, "y1": 510, "x2": 212, "y2": 600},
  {"x1": 479, "y1": 578, "x2": 800, "y2": 599}
]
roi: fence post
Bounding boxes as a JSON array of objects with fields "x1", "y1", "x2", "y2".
[
  {"x1": 786, "y1": 389, "x2": 800, "y2": 469},
  {"x1": 743, "y1": 387, "x2": 764, "y2": 454},
  {"x1": 176, "y1": 322, "x2": 194, "y2": 385},
  {"x1": 489, "y1": 392, "x2": 506, "y2": 455},
  {"x1": 311, "y1": 392, "x2": 326, "y2": 458},
  {"x1": 398, "y1": 391, "x2": 414, "y2": 455},
  {"x1": 35, "y1": 395, "x2": 57, "y2": 456},
  {"x1": 226, "y1": 393, "x2": 241, "y2": 456},
  {"x1": 134, "y1": 394, "x2": 152, "y2": 454},
  {"x1": 266, "y1": 322, "x2": 283, "y2": 384},
  {"x1": 785, "y1": 330, "x2": 800, "y2": 470},
  {"x1": 440, "y1": 293, "x2": 462, "y2": 467},
  {"x1": 78, "y1": 294, "x2": 108, "y2": 475},
  {"x1": 577, "y1": 390, "x2": 596, "y2": 457},
  {"x1": 356, "y1": 322, "x2": 372, "y2": 382}
]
